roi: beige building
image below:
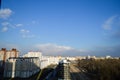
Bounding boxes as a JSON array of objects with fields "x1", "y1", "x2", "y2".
[{"x1": 0, "y1": 48, "x2": 19, "y2": 68}]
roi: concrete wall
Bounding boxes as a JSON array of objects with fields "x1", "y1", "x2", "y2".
[{"x1": 4, "y1": 57, "x2": 40, "y2": 78}]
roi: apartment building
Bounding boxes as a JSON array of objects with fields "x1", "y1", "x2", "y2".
[{"x1": 0, "y1": 48, "x2": 19, "y2": 68}]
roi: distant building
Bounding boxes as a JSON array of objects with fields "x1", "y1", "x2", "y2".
[
  {"x1": 76, "y1": 56, "x2": 86, "y2": 60},
  {"x1": 23, "y1": 51, "x2": 42, "y2": 60},
  {"x1": 66, "y1": 57, "x2": 76, "y2": 61},
  {"x1": 106, "y1": 55, "x2": 112, "y2": 59},
  {"x1": 114, "y1": 57, "x2": 119, "y2": 59},
  {"x1": 0, "y1": 48, "x2": 19, "y2": 68},
  {"x1": 86, "y1": 55, "x2": 91, "y2": 60},
  {"x1": 4, "y1": 57, "x2": 40, "y2": 78}
]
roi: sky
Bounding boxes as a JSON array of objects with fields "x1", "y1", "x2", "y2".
[{"x1": 0, "y1": 0, "x2": 120, "y2": 56}]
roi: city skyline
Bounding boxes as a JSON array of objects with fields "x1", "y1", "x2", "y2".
[{"x1": 0, "y1": 0, "x2": 120, "y2": 56}]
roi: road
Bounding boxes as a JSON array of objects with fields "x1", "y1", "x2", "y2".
[{"x1": 70, "y1": 64, "x2": 89, "y2": 80}]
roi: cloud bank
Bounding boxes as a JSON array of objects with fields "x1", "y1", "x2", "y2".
[
  {"x1": 34, "y1": 43, "x2": 87, "y2": 56},
  {"x1": 0, "y1": 42, "x2": 119, "y2": 57},
  {"x1": 25, "y1": 43, "x2": 119, "y2": 57}
]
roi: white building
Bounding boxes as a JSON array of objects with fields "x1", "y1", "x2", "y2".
[
  {"x1": 23, "y1": 51, "x2": 42, "y2": 60},
  {"x1": 106, "y1": 55, "x2": 112, "y2": 59},
  {"x1": 66, "y1": 57, "x2": 76, "y2": 61},
  {"x1": 40, "y1": 56, "x2": 61, "y2": 69}
]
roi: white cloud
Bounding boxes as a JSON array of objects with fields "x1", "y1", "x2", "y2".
[
  {"x1": 20, "y1": 29, "x2": 35, "y2": 38},
  {"x1": 34, "y1": 43, "x2": 87, "y2": 56},
  {"x1": 1, "y1": 27, "x2": 8, "y2": 32},
  {"x1": 1, "y1": 22, "x2": 13, "y2": 32},
  {"x1": 35, "y1": 43, "x2": 73, "y2": 51},
  {"x1": 103, "y1": 15, "x2": 117, "y2": 30},
  {"x1": 15, "y1": 24, "x2": 23, "y2": 27},
  {"x1": 1, "y1": 22, "x2": 23, "y2": 28},
  {"x1": 1, "y1": 22, "x2": 10, "y2": 32},
  {"x1": 1, "y1": 22, "x2": 14, "y2": 28},
  {"x1": 0, "y1": 8, "x2": 12, "y2": 19},
  {"x1": 20, "y1": 29, "x2": 30, "y2": 33}
]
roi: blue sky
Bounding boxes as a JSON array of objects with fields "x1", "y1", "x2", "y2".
[{"x1": 0, "y1": 0, "x2": 120, "y2": 56}]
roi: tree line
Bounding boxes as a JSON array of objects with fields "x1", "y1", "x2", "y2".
[{"x1": 77, "y1": 59, "x2": 120, "y2": 80}]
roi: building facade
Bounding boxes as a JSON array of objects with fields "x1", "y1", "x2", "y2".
[
  {"x1": 4, "y1": 57, "x2": 40, "y2": 78},
  {"x1": 0, "y1": 48, "x2": 19, "y2": 68}
]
